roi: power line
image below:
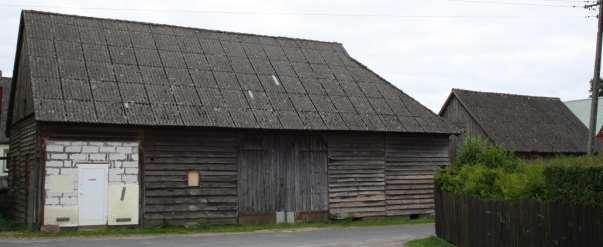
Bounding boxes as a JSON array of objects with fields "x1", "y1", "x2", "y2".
[
  {"x1": 0, "y1": 3, "x2": 588, "y2": 19},
  {"x1": 447, "y1": 0, "x2": 583, "y2": 8}
]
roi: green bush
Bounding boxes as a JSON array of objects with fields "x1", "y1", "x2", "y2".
[
  {"x1": 437, "y1": 136, "x2": 603, "y2": 205},
  {"x1": 453, "y1": 136, "x2": 519, "y2": 170},
  {"x1": 436, "y1": 163, "x2": 544, "y2": 200},
  {"x1": 543, "y1": 165, "x2": 603, "y2": 206}
]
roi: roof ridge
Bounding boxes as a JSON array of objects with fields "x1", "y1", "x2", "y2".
[
  {"x1": 22, "y1": 9, "x2": 342, "y2": 46},
  {"x1": 452, "y1": 88, "x2": 560, "y2": 100}
]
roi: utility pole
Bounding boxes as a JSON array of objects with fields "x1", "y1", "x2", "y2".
[{"x1": 587, "y1": 0, "x2": 603, "y2": 154}]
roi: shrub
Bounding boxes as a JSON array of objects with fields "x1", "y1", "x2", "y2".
[
  {"x1": 543, "y1": 165, "x2": 603, "y2": 206},
  {"x1": 454, "y1": 136, "x2": 519, "y2": 170},
  {"x1": 436, "y1": 163, "x2": 545, "y2": 200}
]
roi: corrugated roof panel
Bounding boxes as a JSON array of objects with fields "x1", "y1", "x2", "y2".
[
  {"x1": 118, "y1": 82, "x2": 148, "y2": 103},
  {"x1": 21, "y1": 11, "x2": 454, "y2": 134}
]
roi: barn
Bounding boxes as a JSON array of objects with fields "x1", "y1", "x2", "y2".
[
  {"x1": 439, "y1": 89, "x2": 589, "y2": 157},
  {"x1": 7, "y1": 10, "x2": 456, "y2": 229}
]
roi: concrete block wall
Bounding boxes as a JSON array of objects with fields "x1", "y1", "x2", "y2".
[{"x1": 44, "y1": 140, "x2": 139, "y2": 226}]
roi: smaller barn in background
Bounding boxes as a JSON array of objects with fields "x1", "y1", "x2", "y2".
[
  {"x1": 0, "y1": 73, "x2": 11, "y2": 189},
  {"x1": 439, "y1": 89, "x2": 589, "y2": 157}
]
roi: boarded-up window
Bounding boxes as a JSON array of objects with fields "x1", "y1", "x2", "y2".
[{"x1": 187, "y1": 170, "x2": 199, "y2": 187}]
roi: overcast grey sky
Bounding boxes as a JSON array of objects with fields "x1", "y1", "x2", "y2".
[{"x1": 0, "y1": 0, "x2": 597, "y2": 112}]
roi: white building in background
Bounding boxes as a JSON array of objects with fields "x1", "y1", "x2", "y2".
[{"x1": 564, "y1": 97, "x2": 603, "y2": 131}]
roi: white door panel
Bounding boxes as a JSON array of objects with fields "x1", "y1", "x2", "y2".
[{"x1": 78, "y1": 164, "x2": 108, "y2": 226}]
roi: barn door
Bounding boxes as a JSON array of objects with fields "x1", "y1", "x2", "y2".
[{"x1": 238, "y1": 135, "x2": 328, "y2": 217}]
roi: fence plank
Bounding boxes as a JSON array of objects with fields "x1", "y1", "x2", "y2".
[{"x1": 436, "y1": 192, "x2": 603, "y2": 247}]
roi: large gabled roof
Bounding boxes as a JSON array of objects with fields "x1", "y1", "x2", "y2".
[
  {"x1": 441, "y1": 89, "x2": 589, "y2": 154},
  {"x1": 10, "y1": 10, "x2": 455, "y2": 134}
]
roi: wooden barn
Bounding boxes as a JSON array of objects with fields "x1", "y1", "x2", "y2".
[
  {"x1": 439, "y1": 89, "x2": 589, "y2": 157},
  {"x1": 6, "y1": 10, "x2": 456, "y2": 229},
  {"x1": 0, "y1": 73, "x2": 11, "y2": 189}
]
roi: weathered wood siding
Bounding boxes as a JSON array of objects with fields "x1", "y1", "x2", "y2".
[
  {"x1": 327, "y1": 133, "x2": 449, "y2": 219},
  {"x1": 238, "y1": 134, "x2": 328, "y2": 214},
  {"x1": 34, "y1": 123, "x2": 450, "y2": 226},
  {"x1": 143, "y1": 130, "x2": 239, "y2": 226},
  {"x1": 10, "y1": 31, "x2": 34, "y2": 125},
  {"x1": 327, "y1": 134, "x2": 386, "y2": 219},
  {"x1": 7, "y1": 116, "x2": 40, "y2": 226},
  {"x1": 440, "y1": 96, "x2": 488, "y2": 157},
  {"x1": 385, "y1": 134, "x2": 448, "y2": 216}
]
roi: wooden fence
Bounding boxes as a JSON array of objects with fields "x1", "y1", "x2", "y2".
[{"x1": 435, "y1": 192, "x2": 603, "y2": 247}]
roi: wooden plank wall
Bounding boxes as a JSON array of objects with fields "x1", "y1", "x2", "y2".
[
  {"x1": 7, "y1": 116, "x2": 39, "y2": 226},
  {"x1": 327, "y1": 134, "x2": 387, "y2": 219},
  {"x1": 143, "y1": 130, "x2": 239, "y2": 226},
  {"x1": 385, "y1": 134, "x2": 449, "y2": 216},
  {"x1": 327, "y1": 133, "x2": 449, "y2": 219},
  {"x1": 440, "y1": 96, "x2": 489, "y2": 158},
  {"x1": 238, "y1": 134, "x2": 328, "y2": 214}
]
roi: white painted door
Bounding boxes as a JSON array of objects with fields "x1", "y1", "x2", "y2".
[{"x1": 78, "y1": 164, "x2": 108, "y2": 226}]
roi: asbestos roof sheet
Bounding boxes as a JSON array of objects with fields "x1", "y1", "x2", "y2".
[{"x1": 19, "y1": 10, "x2": 455, "y2": 134}]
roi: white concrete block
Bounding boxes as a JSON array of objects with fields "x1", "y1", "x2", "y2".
[
  {"x1": 109, "y1": 169, "x2": 124, "y2": 182},
  {"x1": 121, "y1": 161, "x2": 138, "y2": 168},
  {"x1": 131, "y1": 153, "x2": 139, "y2": 161},
  {"x1": 82, "y1": 146, "x2": 100, "y2": 153},
  {"x1": 46, "y1": 145, "x2": 64, "y2": 152},
  {"x1": 124, "y1": 175, "x2": 138, "y2": 184},
  {"x1": 116, "y1": 146, "x2": 133, "y2": 154},
  {"x1": 65, "y1": 145, "x2": 82, "y2": 153},
  {"x1": 100, "y1": 146, "x2": 116, "y2": 153},
  {"x1": 63, "y1": 160, "x2": 73, "y2": 168},
  {"x1": 88, "y1": 142, "x2": 105, "y2": 147},
  {"x1": 105, "y1": 142, "x2": 122, "y2": 146},
  {"x1": 276, "y1": 211, "x2": 286, "y2": 224},
  {"x1": 71, "y1": 141, "x2": 87, "y2": 146},
  {"x1": 69, "y1": 153, "x2": 89, "y2": 161},
  {"x1": 89, "y1": 153, "x2": 107, "y2": 161},
  {"x1": 50, "y1": 153, "x2": 68, "y2": 160},
  {"x1": 46, "y1": 168, "x2": 60, "y2": 175},
  {"x1": 286, "y1": 212, "x2": 295, "y2": 224},
  {"x1": 59, "y1": 168, "x2": 77, "y2": 176},
  {"x1": 109, "y1": 153, "x2": 127, "y2": 161},
  {"x1": 125, "y1": 168, "x2": 138, "y2": 175},
  {"x1": 46, "y1": 161, "x2": 63, "y2": 168},
  {"x1": 123, "y1": 142, "x2": 138, "y2": 147}
]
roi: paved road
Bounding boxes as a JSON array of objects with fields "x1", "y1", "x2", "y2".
[{"x1": 0, "y1": 224, "x2": 434, "y2": 247}]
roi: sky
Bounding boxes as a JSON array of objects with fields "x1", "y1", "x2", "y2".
[{"x1": 0, "y1": 0, "x2": 598, "y2": 112}]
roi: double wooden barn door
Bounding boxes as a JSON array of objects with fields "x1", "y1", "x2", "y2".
[{"x1": 238, "y1": 135, "x2": 328, "y2": 215}]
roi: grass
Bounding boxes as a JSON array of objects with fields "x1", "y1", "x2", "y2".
[
  {"x1": 405, "y1": 236, "x2": 455, "y2": 247},
  {"x1": 0, "y1": 215, "x2": 433, "y2": 238}
]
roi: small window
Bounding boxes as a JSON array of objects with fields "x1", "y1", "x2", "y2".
[{"x1": 187, "y1": 170, "x2": 199, "y2": 187}]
